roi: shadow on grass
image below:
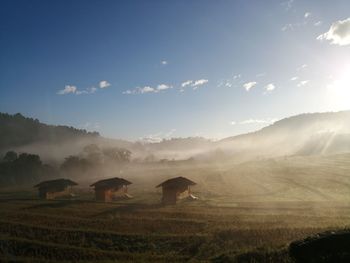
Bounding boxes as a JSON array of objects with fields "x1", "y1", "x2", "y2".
[
  {"x1": 25, "y1": 199, "x2": 90, "y2": 209},
  {"x1": 91, "y1": 203, "x2": 164, "y2": 217}
]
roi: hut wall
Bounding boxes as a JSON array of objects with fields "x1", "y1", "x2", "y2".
[
  {"x1": 39, "y1": 187, "x2": 70, "y2": 200},
  {"x1": 38, "y1": 188, "x2": 48, "y2": 199},
  {"x1": 95, "y1": 188, "x2": 114, "y2": 202},
  {"x1": 178, "y1": 188, "x2": 191, "y2": 200},
  {"x1": 162, "y1": 188, "x2": 178, "y2": 204},
  {"x1": 113, "y1": 186, "x2": 128, "y2": 197},
  {"x1": 94, "y1": 185, "x2": 129, "y2": 202},
  {"x1": 161, "y1": 186, "x2": 189, "y2": 204}
]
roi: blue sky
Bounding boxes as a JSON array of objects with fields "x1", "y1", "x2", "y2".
[{"x1": 1, "y1": 0, "x2": 350, "y2": 141}]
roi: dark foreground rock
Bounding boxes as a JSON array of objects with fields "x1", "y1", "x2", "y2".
[{"x1": 289, "y1": 230, "x2": 350, "y2": 263}]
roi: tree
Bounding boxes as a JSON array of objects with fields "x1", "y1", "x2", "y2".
[
  {"x1": 83, "y1": 144, "x2": 100, "y2": 155},
  {"x1": 15, "y1": 153, "x2": 42, "y2": 167},
  {"x1": 61, "y1": 155, "x2": 81, "y2": 171},
  {"x1": 60, "y1": 155, "x2": 91, "y2": 177},
  {"x1": 3, "y1": 151, "x2": 17, "y2": 162},
  {"x1": 103, "y1": 147, "x2": 131, "y2": 163},
  {"x1": 12, "y1": 153, "x2": 42, "y2": 184},
  {"x1": 83, "y1": 144, "x2": 103, "y2": 164},
  {"x1": 0, "y1": 151, "x2": 53, "y2": 186}
]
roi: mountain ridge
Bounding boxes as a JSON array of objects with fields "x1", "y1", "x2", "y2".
[{"x1": 1, "y1": 110, "x2": 350, "y2": 161}]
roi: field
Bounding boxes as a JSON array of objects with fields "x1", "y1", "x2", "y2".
[{"x1": 1, "y1": 154, "x2": 350, "y2": 262}]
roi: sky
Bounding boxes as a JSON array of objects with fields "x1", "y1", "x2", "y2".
[{"x1": 1, "y1": 0, "x2": 350, "y2": 141}]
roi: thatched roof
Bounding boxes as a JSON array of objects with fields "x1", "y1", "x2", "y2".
[
  {"x1": 156, "y1": 176, "x2": 196, "y2": 188},
  {"x1": 90, "y1": 177, "x2": 132, "y2": 189},
  {"x1": 34, "y1": 179, "x2": 78, "y2": 188}
]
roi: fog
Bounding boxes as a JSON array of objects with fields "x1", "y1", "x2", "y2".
[{"x1": 2, "y1": 111, "x2": 350, "y2": 203}]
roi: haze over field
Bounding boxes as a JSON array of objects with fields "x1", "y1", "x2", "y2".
[
  {"x1": 2, "y1": 111, "x2": 350, "y2": 204},
  {"x1": 2, "y1": 111, "x2": 350, "y2": 161}
]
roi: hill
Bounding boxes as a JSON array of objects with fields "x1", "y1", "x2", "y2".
[
  {"x1": 141, "y1": 111, "x2": 350, "y2": 160},
  {"x1": 0, "y1": 113, "x2": 133, "y2": 162},
  {"x1": 2, "y1": 111, "x2": 350, "y2": 162},
  {"x1": 0, "y1": 113, "x2": 100, "y2": 150},
  {"x1": 216, "y1": 111, "x2": 350, "y2": 159}
]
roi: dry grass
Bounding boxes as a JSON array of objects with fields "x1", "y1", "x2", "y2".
[
  {"x1": 1, "y1": 199, "x2": 350, "y2": 262},
  {"x1": 1, "y1": 154, "x2": 350, "y2": 262}
]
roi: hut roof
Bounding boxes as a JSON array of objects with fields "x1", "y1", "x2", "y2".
[
  {"x1": 156, "y1": 176, "x2": 196, "y2": 188},
  {"x1": 90, "y1": 177, "x2": 132, "y2": 189},
  {"x1": 34, "y1": 178, "x2": 78, "y2": 188}
]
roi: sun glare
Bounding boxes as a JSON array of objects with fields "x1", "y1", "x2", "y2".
[{"x1": 328, "y1": 65, "x2": 350, "y2": 110}]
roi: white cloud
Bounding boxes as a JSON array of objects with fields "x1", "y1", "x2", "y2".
[
  {"x1": 123, "y1": 86, "x2": 156, "y2": 94},
  {"x1": 123, "y1": 79, "x2": 208, "y2": 95},
  {"x1": 99, "y1": 80, "x2": 111, "y2": 89},
  {"x1": 297, "y1": 64, "x2": 307, "y2": 71},
  {"x1": 161, "y1": 60, "x2": 168, "y2": 65},
  {"x1": 191, "y1": 79, "x2": 208, "y2": 89},
  {"x1": 297, "y1": 80, "x2": 310, "y2": 87},
  {"x1": 304, "y1": 12, "x2": 311, "y2": 18},
  {"x1": 317, "y1": 17, "x2": 350, "y2": 46},
  {"x1": 57, "y1": 85, "x2": 77, "y2": 95},
  {"x1": 217, "y1": 81, "x2": 225, "y2": 88},
  {"x1": 218, "y1": 74, "x2": 241, "y2": 88},
  {"x1": 264, "y1": 83, "x2": 275, "y2": 92},
  {"x1": 122, "y1": 90, "x2": 134, "y2": 95},
  {"x1": 90, "y1": 87, "x2": 98, "y2": 93},
  {"x1": 314, "y1": 21, "x2": 322, "y2": 26},
  {"x1": 81, "y1": 122, "x2": 100, "y2": 131},
  {"x1": 181, "y1": 79, "x2": 208, "y2": 90},
  {"x1": 233, "y1": 74, "x2": 241, "y2": 79},
  {"x1": 76, "y1": 87, "x2": 98, "y2": 95},
  {"x1": 57, "y1": 81, "x2": 110, "y2": 95},
  {"x1": 290, "y1": 76, "x2": 299, "y2": 81},
  {"x1": 181, "y1": 80, "x2": 193, "y2": 88},
  {"x1": 282, "y1": 24, "x2": 294, "y2": 31},
  {"x1": 157, "y1": 84, "x2": 172, "y2": 91},
  {"x1": 243, "y1": 81, "x2": 257, "y2": 91},
  {"x1": 140, "y1": 86, "x2": 156, "y2": 93},
  {"x1": 231, "y1": 118, "x2": 277, "y2": 125},
  {"x1": 282, "y1": 12, "x2": 312, "y2": 32},
  {"x1": 123, "y1": 84, "x2": 172, "y2": 95},
  {"x1": 140, "y1": 129, "x2": 176, "y2": 143}
]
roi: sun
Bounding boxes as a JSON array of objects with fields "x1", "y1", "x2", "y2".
[{"x1": 327, "y1": 65, "x2": 350, "y2": 111}]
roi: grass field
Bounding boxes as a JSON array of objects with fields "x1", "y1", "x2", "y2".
[{"x1": 1, "y1": 154, "x2": 350, "y2": 262}]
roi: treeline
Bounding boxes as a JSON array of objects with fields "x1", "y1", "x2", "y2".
[
  {"x1": 0, "y1": 113, "x2": 99, "y2": 150},
  {"x1": 60, "y1": 144, "x2": 131, "y2": 178},
  {"x1": 0, "y1": 144, "x2": 131, "y2": 187},
  {"x1": 0, "y1": 151, "x2": 57, "y2": 186}
]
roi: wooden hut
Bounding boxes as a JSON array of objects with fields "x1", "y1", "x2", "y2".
[
  {"x1": 34, "y1": 179, "x2": 78, "y2": 200},
  {"x1": 90, "y1": 177, "x2": 132, "y2": 202},
  {"x1": 156, "y1": 176, "x2": 196, "y2": 205}
]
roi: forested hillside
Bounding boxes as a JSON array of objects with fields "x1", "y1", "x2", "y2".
[{"x1": 0, "y1": 113, "x2": 99, "y2": 151}]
